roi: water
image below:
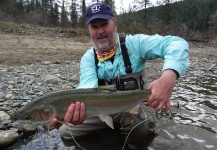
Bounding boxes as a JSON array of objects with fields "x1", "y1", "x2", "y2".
[
  {"x1": 150, "y1": 65, "x2": 217, "y2": 150},
  {"x1": 7, "y1": 57, "x2": 217, "y2": 150}
]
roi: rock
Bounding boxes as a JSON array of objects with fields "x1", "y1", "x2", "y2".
[
  {"x1": 0, "y1": 92, "x2": 5, "y2": 99},
  {"x1": 12, "y1": 103, "x2": 21, "y2": 107},
  {"x1": 0, "y1": 71, "x2": 8, "y2": 77},
  {"x1": 7, "y1": 81, "x2": 15, "y2": 85},
  {"x1": 12, "y1": 120, "x2": 37, "y2": 135},
  {"x1": 54, "y1": 60, "x2": 61, "y2": 64},
  {"x1": 5, "y1": 94, "x2": 13, "y2": 99},
  {"x1": 2, "y1": 119, "x2": 12, "y2": 125},
  {"x1": 0, "y1": 124, "x2": 7, "y2": 130},
  {"x1": 65, "y1": 61, "x2": 71, "y2": 64},
  {"x1": 41, "y1": 74, "x2": 59, "y2": 84},
  {"x1": 42, "y1": 61, "x2": 52, "y2": 65},
  {"x1": 0, "y1": 107, "x2": 11, "y2": 111},
  {"x1": 0, "y1": 111, "x2": 11, "y2": 121},
  {"x1": 69, "y1": 75, "x2": 79, "y2": 82},
  {"x1": 0, "y1": 130, "x2": 19, "y2": 146}
]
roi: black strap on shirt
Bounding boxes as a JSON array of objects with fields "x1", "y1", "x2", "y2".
[{"x1": 119, "y1": 37, "x2": 132, "y2": 74}]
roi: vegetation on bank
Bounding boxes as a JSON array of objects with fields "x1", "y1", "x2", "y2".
[
  {"x1": 118, "y1": 0, "x2": 217, "y2": 40},
  {"x1": 0, "y1": 21, "x2": 88, "y2": 37}
]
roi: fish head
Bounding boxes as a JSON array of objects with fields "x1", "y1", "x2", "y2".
[{"x1": 11, "y1": 105, "x2": 55, "y2": 124}]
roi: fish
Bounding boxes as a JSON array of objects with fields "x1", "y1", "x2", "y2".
[{"x1": 11, "y1": 86, "x2": 151, "y2": 129}]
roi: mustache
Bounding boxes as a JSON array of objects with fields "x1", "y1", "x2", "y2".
[{"x1": 97, "y1": 33, "x2": 106, "y2": 39}]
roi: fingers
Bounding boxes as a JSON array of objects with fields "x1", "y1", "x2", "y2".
[
  {"x1": 64, "y1": 103, "x2": 76, "y2": 123},
  {"x1": 147, "y1": 79, "x2": 172, "y2": 112},
  {"x1": 50, "y1": 117, "x2": 61, "y2": 128},
  {"x1": 79, "y1": 103, "x2": 86, "y2": 124},
  {"x1": 49, "y1": 102, "x2": 86, "y2": 128},
  {"x1": 64, "y1": 102, "x2": 86, "y2": 125},
  {"x1": 158, "y1": 103, "x2": 168, "y2": 112},
  {"x1": 147, "y1": 88, "x2": 170, "y2": 112}
]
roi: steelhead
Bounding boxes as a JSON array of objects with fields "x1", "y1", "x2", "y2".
[{"x1": 12, "y1": 86, "x2": 151, "y2": 128}]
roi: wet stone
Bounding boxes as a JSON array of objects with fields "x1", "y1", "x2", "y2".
[
  {"x1": 0, "y1": 130, "x2": 19, "y2": 146},
  {"x1": 0, "y1": 111, "x2": 11, "y2": 121},
  {"x1": 12, "y1": 121, "x2": 37, "y2": 135},
  {"x1": 2, "y1": 119, "x2": 12, "y2": 125},
  {"x1": 12, "y1": 103, "x2": 21, "y2": 107},
  {"x1": 0, "y1": 61, "x2": 82, "y2": 148},
  {"x1": 0, "y1": 124, "x2": 7, "y2": 130}
]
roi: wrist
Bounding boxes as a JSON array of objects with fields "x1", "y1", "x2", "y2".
[{"x1": 161, "y1": 70, "x2": 177, "y2": 83}]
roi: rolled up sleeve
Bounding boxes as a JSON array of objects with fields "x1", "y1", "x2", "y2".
[
  {"x1": 127, "y1": 34, "x2": 189, "y2": 76},
  {"x1": 76, "y1": 49, "x2": 98, "y2": 89}
]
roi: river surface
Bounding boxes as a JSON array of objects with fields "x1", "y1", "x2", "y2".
[
  {"x1": 7, "y1": 56, "x2": 217, "y2": 150},
  {"x1": 151, "y1": 56, "x2": 217, "y2": 150}
]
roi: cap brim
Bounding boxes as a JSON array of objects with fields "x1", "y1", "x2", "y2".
[{"x1": 86, "y1": 14, "x2": 112, "y2": 25}]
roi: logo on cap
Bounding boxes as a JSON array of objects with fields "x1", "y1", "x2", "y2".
[{"x1": 91, "y1": 5, "x2": 101, "y2": 13}]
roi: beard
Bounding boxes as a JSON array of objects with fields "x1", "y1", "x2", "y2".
[{"x1": 92, "y1": 31, "x2": 117, "y2": 52}]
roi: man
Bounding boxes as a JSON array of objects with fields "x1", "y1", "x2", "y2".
[{"x1": 50, "y1": 2, "x2": 189, "y2": 150}]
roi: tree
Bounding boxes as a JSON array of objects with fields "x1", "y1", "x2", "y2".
[
  {"x1": 79, "y1": 0, "x2": 86, "y2": 28},
  {"x1": 49, "y1": 2, "x2": 59, "y2": 26},
  {"x1": 40, "y1": 0, "x2": 50, "y2": 25},
  {"x1": 26, "y1": 0, "x2": 36, "y2": 13},
  {"x1": 70, "y1": 0, "x2": 78, "y2": 27},
  {"x1": 133, "y1": 0, "x2": 152, "y2": 26},
  {"x1": 60, "y1": 0, "x2": 69, "y2": 27},
  {"x1": 35, "y1": 0, "x2": 41, "y2": 9},
  {"x1": 103, "y1": 0, "x2": 116, "y2": 15}
]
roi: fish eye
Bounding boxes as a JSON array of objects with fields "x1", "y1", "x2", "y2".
[{"x1": 24, "y1": 114, "x2": 31, "y2": 120}]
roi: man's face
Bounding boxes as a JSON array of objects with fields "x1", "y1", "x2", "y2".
[{"x1": 87, "y1": 18, "x2": 117, "y2": 52}]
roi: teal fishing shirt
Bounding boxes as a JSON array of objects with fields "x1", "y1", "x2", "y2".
[{"x1": 76, "y1": 34, "x2": 189, "y2": 89}]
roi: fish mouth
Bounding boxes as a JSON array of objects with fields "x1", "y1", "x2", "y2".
[{"x1": 10, "y1": 111, "x2": 20, "y2": 121}]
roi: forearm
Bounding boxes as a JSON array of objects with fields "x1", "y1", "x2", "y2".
[{"x1": 160, "y1": 69, "x2": 177, "y2": 84}]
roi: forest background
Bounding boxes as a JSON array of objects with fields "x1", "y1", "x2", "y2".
[{"x1": 0, "y1": 0, "x2": 217, "y2": 42}]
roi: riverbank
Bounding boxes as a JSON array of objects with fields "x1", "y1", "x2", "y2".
[
  {"x1": 0, "y1": 29, "x2": 217, "y2": 66},
  {"x1": 0, "y1": 31, "x2": 216, "y2": 149}
]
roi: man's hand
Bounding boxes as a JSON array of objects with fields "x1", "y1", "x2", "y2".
[
  {"x1": 147, "y1": 70, "x2": 177, "y2": 112},
  {"x1": 50, "y1": 102, "x2": 86, "y2": 128}
]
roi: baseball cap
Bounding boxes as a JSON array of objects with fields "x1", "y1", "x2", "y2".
[{"x1": 86, "y1": 3, "x2": 113, "y2": 25}]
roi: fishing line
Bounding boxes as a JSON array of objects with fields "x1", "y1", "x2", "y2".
[
  {"x1": 121, "y1": 116, "x2": 152, "y2": 150},
  {"x1": 65, "y1": 108, "x2": 173, "y2": 150},
  {"x1": 122, "y1": 107, "x2": 173, "y2": 150},
  {"x1": 67, "y1": 125, "x2": 86, "y2": 150}
]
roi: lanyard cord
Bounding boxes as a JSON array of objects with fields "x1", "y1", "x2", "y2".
[{"x1": 121, "y1": 116, "x2": 153, "y2": 150}]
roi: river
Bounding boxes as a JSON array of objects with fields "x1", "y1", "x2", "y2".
[{"x1": 151, "y1": 56, "x2": 217, "y2": 150}]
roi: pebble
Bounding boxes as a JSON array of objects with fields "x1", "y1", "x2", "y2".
[
  {"x1": 0, "y1": 60, "x2": 80, "y2": 146},
  {"x1": 0, "y1": 130, "x2": 19, "y2": 146},
  {"x1": 12, "y1": 120, "x2": 37, "y2": 135},
  {"x1": 5, "y1": 94, "x2": 13, "y2": 99},
  {"x1": 0, "y1": 57, "x2": 216, "y2": 147},
  {"x1": 0, "y1": 111, "x2": 10, "y2": 121}
]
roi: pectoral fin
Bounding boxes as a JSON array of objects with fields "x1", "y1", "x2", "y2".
[
  {"x1": 99, "y1": 115, "x2": 114, "y2": 129},
  {"x1": 129, "y1": 103, "x2": 141, "y2": 114}
]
